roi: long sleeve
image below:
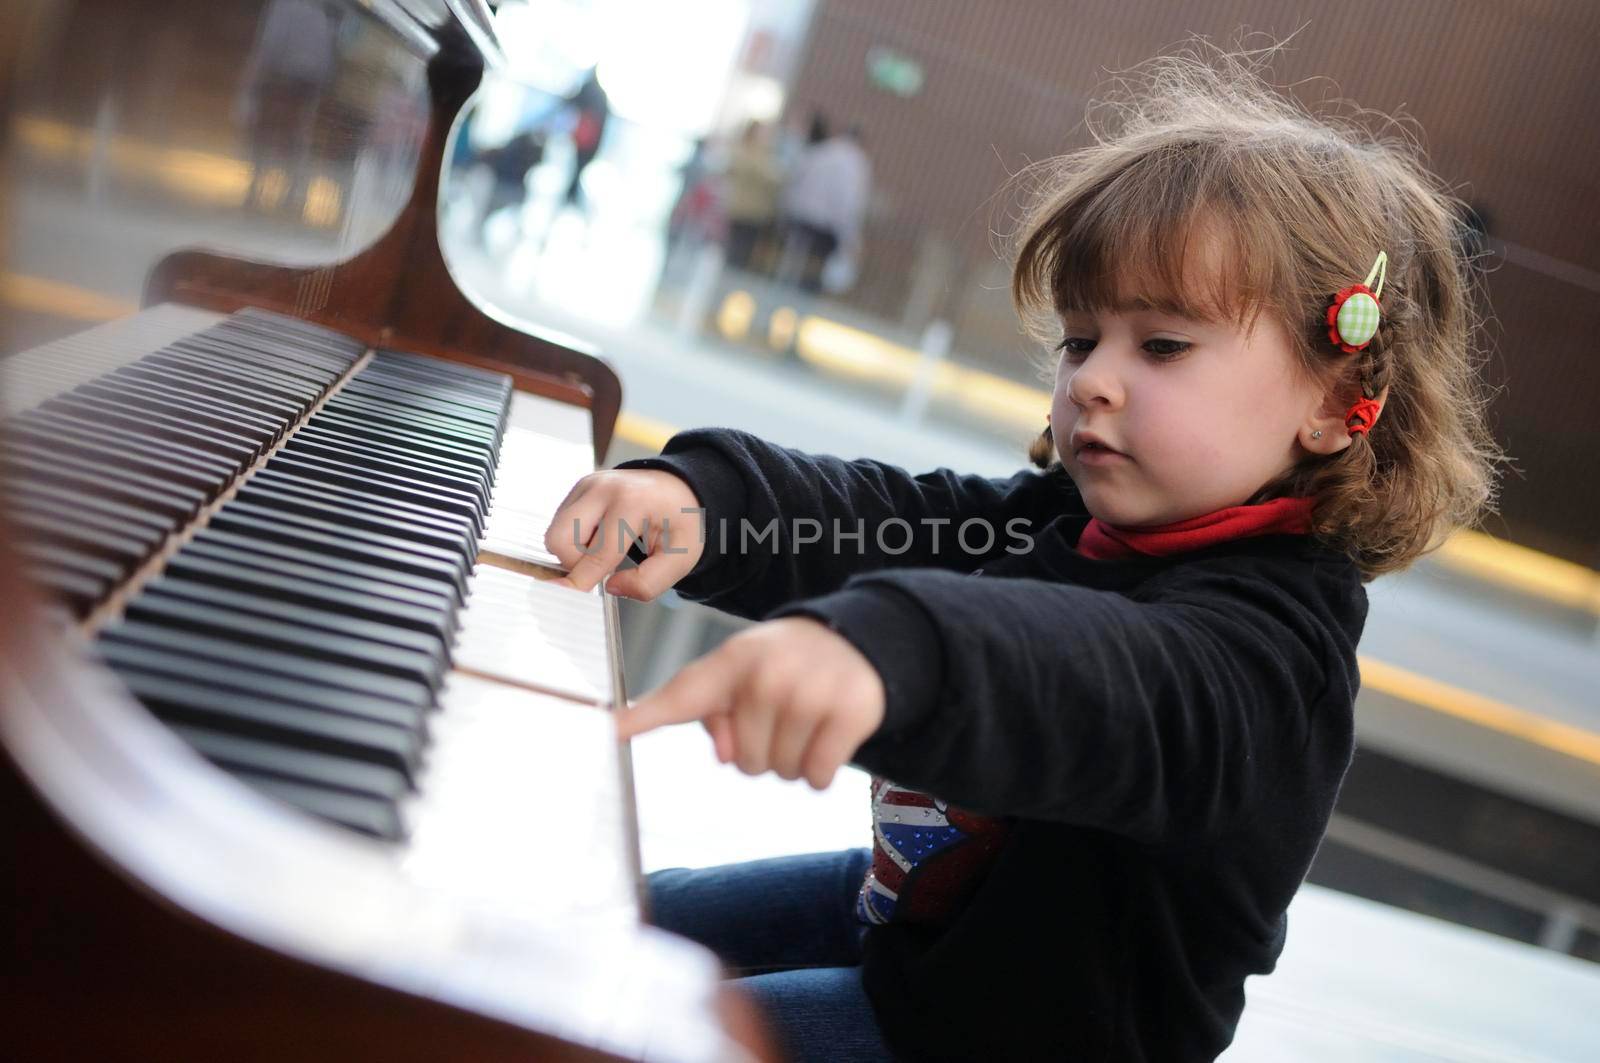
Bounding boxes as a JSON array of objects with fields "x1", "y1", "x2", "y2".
[
  {"x1": 613, "y1": 428, "x2": 1077, "y2": 620},
  {"x1": 772, "y1": 560, "x2": 1360, "y2": 847}
]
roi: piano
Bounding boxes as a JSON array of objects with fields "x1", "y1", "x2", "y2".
[{"x1": 0, "y1": 2, "x2": 775, "y2": 1059}]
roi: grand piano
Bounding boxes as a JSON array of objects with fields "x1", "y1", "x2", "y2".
[{"x1": 0, "y1": 2, "x2": 774, "y2": 1059}]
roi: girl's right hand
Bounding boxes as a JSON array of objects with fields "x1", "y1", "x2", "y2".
[{"x1": 542, "y1": 469, "x2": 707, "y2": 600}]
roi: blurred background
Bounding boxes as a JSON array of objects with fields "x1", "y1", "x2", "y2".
[{"x1": 3, "y1": 0, "x2": 1599, "y2": 1051}]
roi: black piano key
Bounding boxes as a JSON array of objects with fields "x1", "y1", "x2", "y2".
[
  {"x1": 2, "y1": 442, "x2": 203, "y2": 521},
  {"x1": 307, "y1": 409, "x2": 499, "y2": 479},
  {"x1": 189, "y1": 526, "x2": 464, "y2": 608},
  {"x1": 162, "y1": 550, "x2": 452, "y2": 641},
  {"x1": 22, "y1": 562, "x2": 106, "y2": 612},
  {"x1": 374, "y1": 346, "x2": 513, "y2": 387},
  {"x1": 226, "y1": 309, "x2": 366, "y2": 357},
  {"x1": 339, "y1": 384, "x2": 505, "y2": 438},
  {"x1": 265, "y1": 451, "x2": 484, "y2": 538},
  {"x1": 114, "y1": 360, "x2": 306, "y2": 422},
  {"x1": 97, "y1": 638, "x2": 425, "y2": 733},
  {"x1": 141, "y1": 576, "x2": 448, "y2": 685},
  {"x1": 13, "y1": 408, "x2": 240, "y2": 486},
  {"x1": 115, "y1": 669, "x2": 420, "y2": 780},
  {"x1": 42, "y1": 393, "x2": 257, "y2": 465},
  {"x1": 7, "y1": 478, "x2": 174, "y2": 537},
  {"x1": 281, "y1": 435, "x2": 491, "y2": 512},
  {"x1": 9, "y1": 504, "x2": 154, "y2": 568},
  {"x1": 20, "y1": 538, "x2": 133, "y2": 585},
  {"x1": 123, "y1": 591, "x2": 443, "y2": 689},
  {"x1": 148, "y1": 574, "x2": 449, "y2": 669},
  {"x1": 180, "y1": 541, "x2": 457, "y2": 630},
  {"x1": 208, "y1": 504, "x2": 469, "y2": 598},
  {"x1": 206, "y1": 317, "x2": 359, "y2": 363},
  {"x1": 6, "y1": 489, "x2": 167, "y2": 551},
  {"x1": 342, "y1": 377, "x2": 504, "y2": 426},
  {"x1": 219, "y1": 497, "x2": 471, "y2": 576},
  {"x1": 6, "y1": 477, "x2": 175, "y2": 534},
  {"x1": 367, "y1": 350, "x2": 512, "y2": 389},
  {"x1": 235, "y1": 480, "x2": 477, "y2": 566},
  {"x1": 363, "y1": 368, "x2": 510, "y2": 411},
  {"x1": 171, "y1": 725, "x2": 409, "y2": 809},
  {"x1": 198, "y1": 339, "x2": 356, "y2": 384},
  {"x1": 169, "y1": 338, "x2": 344, "y2": 391},
  {"x1": 104, "y1": 361, "x2": 300, "y2": 429},
  {"x1": 229, "y1": 771, "x2": 403, "y2": 840},
  {"x1": 76, "y1": 377, "x2": 282, "y2": 444},
  {"x1": 357, "y1": 383, "x2": 506, "y2": 424},
  {"x1": 5, "y1": 420, "x2": 207, "y2": 491},
  {"x1": 6, "y1": 418, "x2": 227, "y2": 497},
  {"x1": 295, "y1": 422, "x2": 493, "y2": 488},
  {"x1": 101, "y1": 620, "x2": 434, "y2": 709},
  {"x1": 153, "y1": 347, "x2": 324, "y2": 405},
  {"x1": 2, "y1": 453, "x2": 191, "y2": 526},
  {"x1": 248, "y1": 466, "x2": 477, "y2": 550},
  {"x1": 322, "y1": 393, "x2": 497, "y2": 454}
]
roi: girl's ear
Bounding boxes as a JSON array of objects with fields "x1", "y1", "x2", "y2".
[{"x1": 1298, "y1": 385, "x2": 1389, "y2": 454}]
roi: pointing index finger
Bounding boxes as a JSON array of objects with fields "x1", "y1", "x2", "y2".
[{"x1": 615, "y1": 658, "x2": 734, "y2": 741}]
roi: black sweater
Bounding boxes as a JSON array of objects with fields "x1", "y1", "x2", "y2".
[{"x1": 615, "y1": 429, "x2": 1367, "y2": 1062}]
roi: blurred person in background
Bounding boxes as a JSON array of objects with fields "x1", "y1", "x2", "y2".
[
  {"x1": 561, "y1": 66, "x2": 610, "y2": 214},
  {"x1": 543, "y1": 48, "x2": 1501, "y2": 1063},
  {"x1": 775, "y1": 108, "x2": 830, "y2": 173},
  {"x1": 665, "y1": 136, "x2": 726, "y2": 256},
  {"x1": 473, "y1": 126, "x2": 545, "y2": 247},
  {"x1": 778, "y1": 124, "x2": 872, "y2": 294},
  {"x1": 723, "y1": 120, "x2": 783, "y2": 272}
]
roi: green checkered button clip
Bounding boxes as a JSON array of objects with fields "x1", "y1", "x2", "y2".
[{"x1": 1335, "y1": 291, "x2": 1381, "y2": 347}]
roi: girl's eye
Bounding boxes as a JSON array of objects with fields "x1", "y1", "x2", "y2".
[
  {"x1": 1143, "y1": 339, "x2": 1190, "y2": 360},
  {"x1": 1056, "y1": 337, "x2": 1096, "y2": 360},
  {"x1": 1055, "y1": 337, "x2": 1190, "y2": 361}
]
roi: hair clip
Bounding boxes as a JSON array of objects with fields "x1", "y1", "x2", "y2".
[
  {"x1": 1327, "y1": 251, "x2": 1387, "y2": 354},
  {"x1": 1345, "y1": 396, "x2": 1383, "y2": 436}
]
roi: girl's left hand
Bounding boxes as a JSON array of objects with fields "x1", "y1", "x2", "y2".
[{"x1": 616, "y1": 617, "x2": 886, "y2": 790}]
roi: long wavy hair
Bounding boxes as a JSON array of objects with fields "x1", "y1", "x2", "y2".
[{"x1": 1011, "y1": 46, "x2": 1503, "y2": 580}]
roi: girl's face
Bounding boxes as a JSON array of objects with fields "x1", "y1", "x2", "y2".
[{"x1": 1051, "y1": 258, "x2": 1331, "y2": 528}]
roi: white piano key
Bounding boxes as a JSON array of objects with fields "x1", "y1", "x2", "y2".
[
  {"x1": 504, "y1": 388, "x2": 595, "y2": 448},
  {"x1": 453, "y1": 565, "x2": 613, "y2": 702},
  {"x1": 399, "y1": 672, "x2": 638, "y2": 922},
  {"x1": 480, "y1": 422, "x2": 595, "y2": 568}
]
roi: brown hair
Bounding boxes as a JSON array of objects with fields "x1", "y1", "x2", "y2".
[{"x1": 1011, "y1": 46, "x2": 1503, "y2": 580}]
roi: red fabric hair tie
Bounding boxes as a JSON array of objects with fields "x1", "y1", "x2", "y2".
[{"x1": 1345, "y1": 397, "x2": 1383, "y2": 435}]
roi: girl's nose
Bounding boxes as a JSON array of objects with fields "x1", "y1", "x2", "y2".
[{"x1": 1066, "y1": 349, "x2": 1125, "y2": 410}]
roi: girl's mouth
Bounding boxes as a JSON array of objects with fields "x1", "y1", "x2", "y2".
[{"x1": 1075, "y1": 441, "x2": 1129, "y2": 465}]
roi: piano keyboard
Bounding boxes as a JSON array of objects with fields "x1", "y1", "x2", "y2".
[{"x1": 1, "y1": 306, "x2": 635, "y2": 919}]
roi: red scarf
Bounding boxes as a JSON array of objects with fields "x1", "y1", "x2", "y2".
[{"x1": 1076, "y1": 497, "x2": 1315, "y2": 561}]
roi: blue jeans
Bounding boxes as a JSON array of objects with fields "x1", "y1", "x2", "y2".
[{"x1": 646, "y1": 848, "x2": 895, "y2": 1062}]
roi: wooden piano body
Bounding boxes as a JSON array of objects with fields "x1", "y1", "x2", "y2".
[{"x1": 0, "y1": 2, "x2": 772, "y2": 1059}]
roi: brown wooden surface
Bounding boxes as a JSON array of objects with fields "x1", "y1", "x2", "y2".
[
  {"x1": 143, "y1": 22, "x2": 624, "y2": 465},
  {"x1": 0, "y1": 749, "x2": 630, "y2": 1063}
]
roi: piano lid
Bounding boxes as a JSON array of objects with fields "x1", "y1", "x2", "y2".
[
  {"x1": 3, "y1": 1, "x2": 426, "y2": 348},
  {"x1": 0, "y1": 0, "x2": 486, "y2": 354},
  {"x1": 2, "y1": 0, "x2": 619, "y2": 458}
]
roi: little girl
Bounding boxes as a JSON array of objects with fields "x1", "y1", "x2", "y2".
[{"x1": 545, "y1": 52, "x2": 1499, "y2": 1063}]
